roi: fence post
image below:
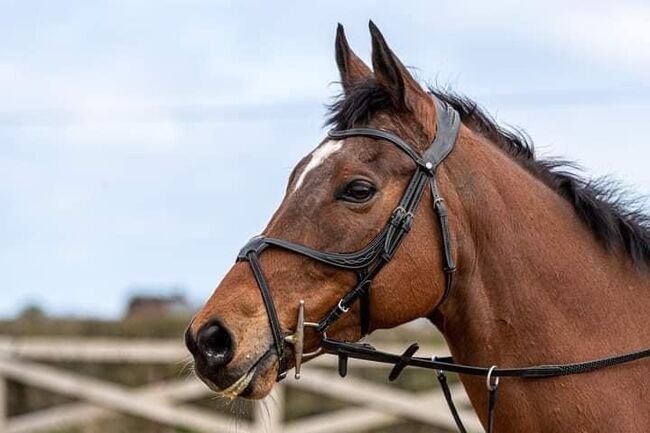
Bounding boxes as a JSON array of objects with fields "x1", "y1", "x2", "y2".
[{"x1": 0, "y1": 372, "x2": 7, "y2": 431}]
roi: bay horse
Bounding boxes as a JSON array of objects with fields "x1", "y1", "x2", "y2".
[{"x1": 186, "y1": 22, "x2": 650, "y2": 432}]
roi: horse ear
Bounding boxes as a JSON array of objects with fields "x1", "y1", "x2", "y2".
[
  {"x1": 335, "y1": 23, "x2": 372, "y2": 92},
  {"x1": 369, "y1": 21, "x2": 435, "y2": 133}
]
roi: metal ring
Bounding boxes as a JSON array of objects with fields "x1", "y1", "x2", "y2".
[
  {"x1": 303, "y1": 321, "x2": 320, "y2": 328},
  {"x1": 486, "y1": 365, "x2": 499, "y2": 391},
  {"x1": 302, "y1": 321, "x2": 326, "y2": 358},
  {"x1": 337, "y1": 299, "x2": 350, "y2": 313},
  {"x1": 433, "y1": 197, "x2": 445, "y2": 206},
  {"x1": 431, "y1": 355, "x2": 443, "y2": 377}
]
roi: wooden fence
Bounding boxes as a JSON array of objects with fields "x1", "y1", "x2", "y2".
[{"x1": 0, "y1": 337, "x2": 481, "y2": 433}]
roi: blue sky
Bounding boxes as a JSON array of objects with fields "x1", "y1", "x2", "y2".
[{"x1": 1, "y1": 1, "x2": 649, "y2": 318}]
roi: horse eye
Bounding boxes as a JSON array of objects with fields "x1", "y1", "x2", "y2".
[{"x1": 338, "y1": 180, "x2": 377, "y2": 203}]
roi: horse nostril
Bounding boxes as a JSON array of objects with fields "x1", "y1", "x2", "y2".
[
  {"x1": 184, "y1": 326, "x2": 199, "y2": 356},
  {"x1": 196, "y1": 320, "x2": 234, "y2": 367}
]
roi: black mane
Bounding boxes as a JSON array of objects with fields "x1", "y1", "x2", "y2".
[{"x1": 326, "y1": 79, "x2": 650, "y2": 267}]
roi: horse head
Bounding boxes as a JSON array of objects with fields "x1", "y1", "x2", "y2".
[{"x1": 185, "y1": 22, "x2": 456, "y2": 399}]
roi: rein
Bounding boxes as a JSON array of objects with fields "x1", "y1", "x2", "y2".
[
  {"x1": 236, "y1": 96, "x2": 650, "y2": 433},
  {"x1": 321, "y1": 339, "x2": 650, "y2": 433}
]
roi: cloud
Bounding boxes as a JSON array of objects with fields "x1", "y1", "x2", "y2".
[
  {"x1": 1, "y1": 0, "x2": 649, "y2": 318},
  {"x1": 537, "y1": 4, "x2": 650, "y2": 77}
]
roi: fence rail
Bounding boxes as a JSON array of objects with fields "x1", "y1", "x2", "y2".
[{"x1": 0, "y1": 336, "x2": 481, "y2": 433}]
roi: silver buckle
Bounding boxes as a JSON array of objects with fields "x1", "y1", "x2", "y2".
[{"x1": 284, "y1": 300, "x2": 322, "y2": 379}]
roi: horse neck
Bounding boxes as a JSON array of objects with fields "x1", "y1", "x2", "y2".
[{"x1": 432, "y1": 126, "x2": 649, "y2": 415}]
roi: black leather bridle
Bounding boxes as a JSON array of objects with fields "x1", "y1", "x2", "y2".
[
  {"x1": 237, "y1": 97, "x2": 460, "y2": 379},
  {"x1": 235, "y1": 96, "x2": 650, "y2": 433}
]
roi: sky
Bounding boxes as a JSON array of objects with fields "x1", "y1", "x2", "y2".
[{"x1": 1, "y1": 1, "x2": 649, "y2": 318}]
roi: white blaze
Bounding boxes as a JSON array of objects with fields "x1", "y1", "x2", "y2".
[{"x1": 292, "y1": 139, "x2": 344, "y2": 192}]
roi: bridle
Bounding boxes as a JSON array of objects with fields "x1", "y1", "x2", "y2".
[
  {"x1": 238, "y1": 96, "x2": 459, "y2": 378},
  {"x1": 235, "y1": 96, "x2": 650, "y2": 433}
]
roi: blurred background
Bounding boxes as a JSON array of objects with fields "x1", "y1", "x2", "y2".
[{"x1": 1, "y1": 1, "x2": 649, "y2": 432}]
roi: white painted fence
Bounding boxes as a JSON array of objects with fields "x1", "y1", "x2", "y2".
[{"x1": 0, "y1": 337, "x2": 481, "y2": 433}]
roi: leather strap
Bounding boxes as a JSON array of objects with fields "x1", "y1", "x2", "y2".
[
  {"x1": 487, "y1": 385, "x2": 499, "y2": 433},
  {"x1": 238, "y1": 231, "x2": 389, "y2": 270},
  {"x1": 324, "y1": 338, "x2": 650, "y2": 433},
  {"x1": 431, "y1": 178, "x2": 457, "y2": 305},
  {"x1": 424, "y1": 98, "x2": 461, "y2": 167},
  {"x1": 329, "y1": 128, "x2": 429, "y2": 171},
  {"x1": 435, "y1": 369, "x2": 468, "y2": 433},
  {"x1": 246, "y1": 252, "x2": 287, "y2": 379},
  {"x1": 359, "y1": 289, "x2": 371, "y2": 336},
  {"x1": 388, "y1": 343, "x2": 420, "y2": 381},
  {"x1": 322, "y1": 338, "x2": 650, "y2": 379}
]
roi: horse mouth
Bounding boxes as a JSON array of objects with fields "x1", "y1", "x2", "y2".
[
  {"x1": 218, "y1": 365, "x2": 258, "y2": 399},
  {"x1": 199, "y1": 349, "x2": 275, "y2": 400}
]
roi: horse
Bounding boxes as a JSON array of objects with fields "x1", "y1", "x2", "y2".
[{"x1": 185, "y1": 22, "x2": 650, "y2": 432}]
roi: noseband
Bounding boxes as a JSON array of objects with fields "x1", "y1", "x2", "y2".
[{"x1": 237, "y1": 97, "x2": 460, "y2": 379}]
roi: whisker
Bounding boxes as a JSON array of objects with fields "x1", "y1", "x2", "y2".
[{"x1": 176, "y1": 356, "x2": 195, "y2": 377}]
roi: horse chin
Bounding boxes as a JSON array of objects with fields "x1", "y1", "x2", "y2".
[
  {"x1": 240, "y1": 363, "x2": 277, "y2": 399},
  {"x1": 238, "y1": 349, "x2": 281, "y2": 399},
  {"x1": 204, "y1": 351, "x2": 278, "y2": 400}
]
